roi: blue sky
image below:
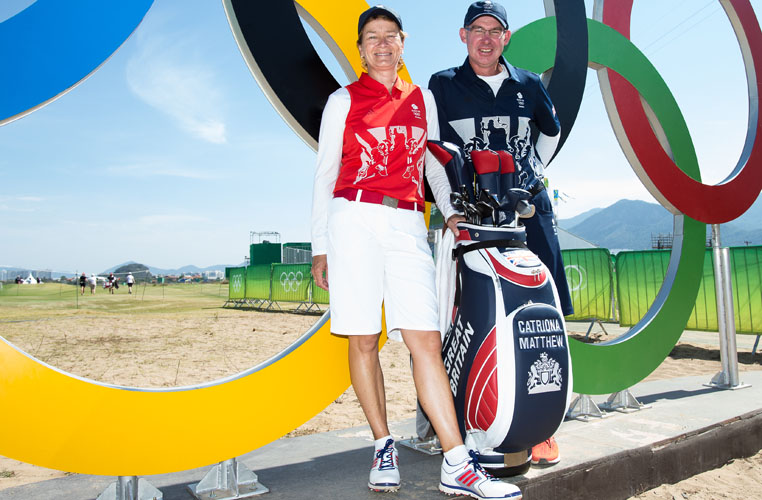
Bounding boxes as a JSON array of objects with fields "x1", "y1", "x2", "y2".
[{"x1": 1, "y1": 0, "x2": 760, "y2": 273}]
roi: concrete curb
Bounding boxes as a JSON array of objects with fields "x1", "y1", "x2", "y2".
[
  {"x1": 2, "y1": 372, "x2": 761, "y2": 499},
  {"x1": 519, "y1": 409, "x2": 762, "y2": 499}
]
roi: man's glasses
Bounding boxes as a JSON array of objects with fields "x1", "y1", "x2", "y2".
[{"x1": 465, "y1": 26, "x2": 505, "y2": 39}]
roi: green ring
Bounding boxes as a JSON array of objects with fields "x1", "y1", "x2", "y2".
[{"x1": 506, "y1": 18, "x2": 706, "y2": 394}]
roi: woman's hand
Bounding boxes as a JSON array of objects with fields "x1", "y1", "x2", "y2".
[
  {"x1": 444, "y1": 214, "x2": 466, "y2": 237},
  {"x1": 312, "y1": 254, "x2": 329, "y2": 290}
]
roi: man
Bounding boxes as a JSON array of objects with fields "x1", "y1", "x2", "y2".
[
  {"x1": 126, "y1": 272, "x2": 135, "y2": 294},
  {"x1": 428, "y1": 0, "x2": 571, "y2": 466}
]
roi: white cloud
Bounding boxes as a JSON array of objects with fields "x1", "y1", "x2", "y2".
[
  {"x1": 0, "y1": 0, "x2": 36, "y2": 23},
  {"x1": 551, "y1": 179, "x2": 657, "y2": 219},
  {"x1": 0, "y1": 207, "x2": 36, "y2": 213},
  {"x1": 0, "y1": 195, "x2": 43, "y2": 202},
  {"x1": 137, "y1": 214, "x2": 210, "y2": 226},
  {"x1": 126, "y1": 33, "x2": 227, "y2": 144},
  {"x1": 0, "y1": 195, "x2": 43, "y2": 211},
  {"x1": 106, "y1": 162, "x2": 218, "y2": 180}
]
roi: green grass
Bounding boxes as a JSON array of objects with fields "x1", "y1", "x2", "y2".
[{"x1": 0, "y1": 282, "x2": 229, "y2": 320}]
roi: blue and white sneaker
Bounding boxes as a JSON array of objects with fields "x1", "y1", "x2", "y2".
[
  {"x1": 440, "y1": 450, "x2": 522, "y2": 499},
  {"x1": 368, "y1": 438, "x2": 400, "y2": 492}
]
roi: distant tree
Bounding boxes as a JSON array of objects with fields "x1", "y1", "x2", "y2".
[{"x1": 113, "y1": 263, "x2": 152, "y2": 281}]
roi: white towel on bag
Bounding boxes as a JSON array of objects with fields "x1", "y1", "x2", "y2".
[{"x1": 435, "y1": 229, "x2": 457, "y2": 341}]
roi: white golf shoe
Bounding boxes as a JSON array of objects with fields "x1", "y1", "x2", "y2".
[
  {"x1": 368, "y1": 438, "x2": 400, "y2": 492},
  {"x1": 439, "y1": 450, "x2": 522, "y2": 499}
]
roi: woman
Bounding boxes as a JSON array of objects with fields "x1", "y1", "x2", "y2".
[{"x1": 310, "y1": 5, "x2": 520, "y2": 499}]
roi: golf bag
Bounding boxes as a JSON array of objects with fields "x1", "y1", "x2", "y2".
[{"x1": 423, "y1": 140, "x2": 572, "y2": 466}]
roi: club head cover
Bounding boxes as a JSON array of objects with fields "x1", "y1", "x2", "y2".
[
  {"x1": 427, "y1": 140, "x2": 475, "y2": 202},
  {"x1": 497, "y1": 151, "x2": 515, "y2": 173},
  {"x1": 472, "y1": 149, "x2": 501, "y2": 199},
  {"x1": 499, "y1": 188, "x2": 533, "y2": 213},
  {"x1": 517, "y1": 202, "x2": 536, "y2": 218}
]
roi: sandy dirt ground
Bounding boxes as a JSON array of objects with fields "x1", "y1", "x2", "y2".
[{"x1": 0, "y1": 311, "x2": 760, "y2": 497}]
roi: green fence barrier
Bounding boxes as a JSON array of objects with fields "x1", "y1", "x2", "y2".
[
  {"x1": 245, "y1": 264, "x2": 271, "y2": 301},
  {"x1": 729, "y1": 246, "x2": 762, "y2": 335},
  {"x1": 562, "y1": 248, "x2": 614, "y2": 321},
  {"x1": 227, "y1": 245, "x2": 762, "y2": 334},
  {"x1": 271, "y1": 264, "x2": 311, "y2": 303},
  {"x1": 228, "y1": 267, "x2": 246, "y2": 300},
  {"x1": 615, "y1": 246, "x2": 762, "y2": 334},
  {"x1": 311, "y1": 277, "x2": 330, "y2": 304},
  {"x1": 685, "y1": 250, "x2": 717, "y2": 331},
  {"x1": 615, "y1": 248, "x2": 714, "y2": 330},
  {"x1": 615, "y1": 250, "x2": 670, "y2": 327}
]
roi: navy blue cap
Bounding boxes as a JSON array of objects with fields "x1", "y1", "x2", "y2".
[
  {"x1": 358, "y1": 5, "x2": 403, "y2": 34},
  {"x1": 464, "y1": 1, "x2": 508, "y2": 29}
]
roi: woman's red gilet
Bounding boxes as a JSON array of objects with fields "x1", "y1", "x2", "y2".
[{"x1": 333, "y1": 73, "x2": 428, "y2": 204}]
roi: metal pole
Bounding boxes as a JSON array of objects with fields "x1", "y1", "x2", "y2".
[
  {"x1": 221, "y1": 458, "x2": 238, "y2": 495},
  {"x1": 721, "y1": 247, "x2": 741, "y2": 386},
  {"x1": 705, "y1": 225, "x2": 750, "y2": 390},
  {"x1": 187, "y1": 457, "x2": 268, "y2": 499},
  {"x1": 96, "y1": 476, "x2": 163, "y2": 500},
  {"x1": 117, "y1": 476, "x2": 138, "y2": 500},
  {"x1": 712, "y1": 225, "x2": 731, "y2": 385}
]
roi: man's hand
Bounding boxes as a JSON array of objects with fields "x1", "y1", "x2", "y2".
[
  {"x1": 444, "y1": 214, "x2": 466, "y2": 237},
  {"x1": 312, "y1": 254, "x2": 329, "y2": 291}
]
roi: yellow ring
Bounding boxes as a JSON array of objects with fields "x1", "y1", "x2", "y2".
[{"x1": 0, "y1": 0, "x2": 409, "y2": 476}]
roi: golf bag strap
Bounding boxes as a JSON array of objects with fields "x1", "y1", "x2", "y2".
[{"x1": 452, "y1": 239, "x2": 527, "y2": 260}]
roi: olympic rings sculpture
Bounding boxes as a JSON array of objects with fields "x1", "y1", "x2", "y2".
[{"x1": 0, "y1": 0, "x2": 759, "y2": 477}]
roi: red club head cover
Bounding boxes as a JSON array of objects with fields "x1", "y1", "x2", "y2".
[
  {"x1": 427, "y1": 141, "x2": 454, "y2": 166},
  {"x1": 471, "y1": 149, "x2": 500, "y2": 174},
  {"x1": 497, "y1": 151, "x2": 515, "y2": 173}
]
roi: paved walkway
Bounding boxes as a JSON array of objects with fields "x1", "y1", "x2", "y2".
[{"x1": 1, "y1": 325, "x2": 760, "y2": 500}]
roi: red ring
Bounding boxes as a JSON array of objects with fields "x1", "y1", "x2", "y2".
[{"x1": 603, "y1": 0, "x2": 762, "y2": 223}]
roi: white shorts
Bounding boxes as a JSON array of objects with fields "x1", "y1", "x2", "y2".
[{"x1": 327, "y1": 197, "x2": 439, "y2": 340}]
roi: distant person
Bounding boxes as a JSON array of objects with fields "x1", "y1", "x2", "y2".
[
  {"x1": 107, "y1": 273, "x2": 116, "y2": 294},
  {"x1": 126, "y1": 272, "x2": 135, "y2": 294},
  {"x1": 79, "y1": 273, "x2": 87, "y2": 295},
  {"x1": 88, "y1": 274, "x2": 97, "y2": 294}
]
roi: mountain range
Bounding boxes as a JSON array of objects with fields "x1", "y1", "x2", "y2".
[
  {"x1": 0, "y1": 262, "x2": 239, "y2": 280},
  {"x1": 101, "y1": 262, "x2": 239, "y2": 276},
  {"x1": 559, "y1": 199, "x2": 762, "y2": 250},
  {"x1": 4, "y1": 198, "x2": 761, "y2": 278}
]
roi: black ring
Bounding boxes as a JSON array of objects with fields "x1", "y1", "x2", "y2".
[
  {"x1": 226, "y1": 0, "x2": 340, "y2": 146},
  {"x1": 544, "y1": 0, "x2": 588, "y2": 162},
  {"x1": 227, "y1": 0, "x2": 588, "y2": 159}
]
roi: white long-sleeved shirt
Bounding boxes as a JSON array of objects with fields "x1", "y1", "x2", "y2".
[{"x1": 311, "y1": 86, "x2": 457, "y2": 256}]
